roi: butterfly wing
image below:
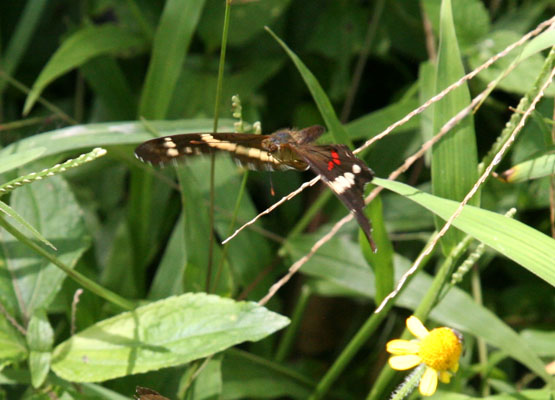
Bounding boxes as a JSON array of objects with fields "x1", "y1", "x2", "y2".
[
  {"x1": 135, "y1": 387, "x2": 170, "y2": 400},
  {"x1": 293, "y1": 144, "x2": 377, "y2": 251},
  {"x1": 135, "y1": 133, "x2": 292, "y2": 171}
]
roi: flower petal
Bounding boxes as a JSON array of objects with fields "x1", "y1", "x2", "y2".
[
  {"x1": 386, "y1": 339, "x2": 420, "y2": 355},
  {"x1": 388, "y1": 355, "x2": 422, "y2": 370},
  {"x1": 450, "y1": 361, "x2": 459, "y2": 373},
  {"x1": 407, "y1": 316, "x2": 429, "y2": 340},
  {"x1": 419, "y1": 366, "x2": 438, "y2": 396},
  {"x1": 439, "y1": 371, "x2": 451, "y2": 383}
]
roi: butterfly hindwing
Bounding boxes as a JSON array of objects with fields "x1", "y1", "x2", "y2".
[{"x1": 292, "y1": 144, "x2": 377, "y2": 251}]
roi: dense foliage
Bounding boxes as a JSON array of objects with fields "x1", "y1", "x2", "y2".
[{"x1": 0, "y1": 0, "x2": 554, "y2": 399}]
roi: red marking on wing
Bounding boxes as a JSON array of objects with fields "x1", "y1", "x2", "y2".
[{"x1": 327, "y1": 150, "x2": 342, "y2": 170}]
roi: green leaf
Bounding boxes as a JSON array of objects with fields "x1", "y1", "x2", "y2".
[
  {"x1": 139, "y1": 0, "x2": 206, "y2": 119},
  {"x1": 0, "y1": 313, "x2": 27, "y2": 369},
  {"x1": 176, "y1": 165, "x2": 232, "y2": 295},
  {"x1": 500, "y1": 152, "x2": 555, "y2": 183},
  {"x1": 80, "y1": 56, "x2": 137, "y2": 120},
  {"x1": 23, "y1": 25, "x2": 146, "y2": 115},
  {"x1": 0, "y1": 0, "x2": 48, "y2": 93},
  {"x1": 0, "y1": 175, "x2": 90, "y2": 320},
  {"x1": 190, "y1": 355, "x2": 222, "y2": 400},
  {"x1": 431, "y1": 0, "x2": 478, "y2": 253},
  {"x1": 520, "y1": 329, "x2": 555, "y2": 357},
  {"x1": 375, "y1": 178, "x2": 555, "y2": 287},
  {"x1": 27, "y1": 310, "x2": 53, "y2": 388},
  {"x1": 0, "y1": 147, "x2": 45, "y2": 175},
  {"x1": 265, "y1": 27, "x2": 351, "y2": 147},
  {"x1": 222, "y1": 349, "x2": 312, "y2": 399},
  {"x1": 429, "y1": 389, "x2": 554, "y2": 400},
  {"x1": 359, "y1": 195, "x2": 393, "y2": 304},
  {"x1": 0, "y1": 119, "x2": 237, "y2": 161},
  {"x1": 51, "y1": 293, "x2": 289, "y2": 382},
  {"x1": 421, "y1": 0, "x2": 489, "y2": 51},
  {"x1": 198, "y1": 0, "x2": 291, "y2": 49},
  {"x1": 468, "y1": 30, "x2": 555, "y2": 96}
]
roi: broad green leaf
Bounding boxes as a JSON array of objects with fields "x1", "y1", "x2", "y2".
[
  {"x1": 0, "y1": 119, "x2": 237, "y2": 161},
  {"x1": 23, "y1": 25, "x2": 146, "y2": 115},
  {"x1": 139, "y1": 0, "x2": 206, "y2": 119},
  {"x1": 0, "y1": 175, "x2": 90, "y2": 320},
  {"x1": 375, "y1": 178, "x2": 555, "y2": 287},
  {"x1": 0, "y1": 147, "x2": 45, "y2": 174},
  {"x1": 431, "y1": 0, "x2": 478, "y2": 253},
  {"x1": 500, "y1": 153, "x2": 555, "y2": 182},
  {"x1": 51, "y1": 293, "x2": 289, "y2": 382},
  {"x1": 266, "y1": 28, "x2": 351, "y2": 148},
  {"x1": 285, "y1": 235, "x2": 550, "y2": 382}
]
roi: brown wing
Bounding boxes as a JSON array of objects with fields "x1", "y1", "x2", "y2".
[
  {"x1": 135, "y1": 133, "x2": 293, "y2": 171},
  {"x1": 292, "y1": 144, "x2": 377, "y2": 251},
  {"x1": 135, "y1": 386, "x2": 170, "y2": 400},
  {"x1": 289, "y1": 125, "x2": 326, "y2": 145}
]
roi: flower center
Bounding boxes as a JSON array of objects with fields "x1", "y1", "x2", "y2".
[{"x1": 418, "y1": 327, "x2": 462, "y2": 371}]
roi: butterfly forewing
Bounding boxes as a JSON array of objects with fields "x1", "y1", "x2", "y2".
[{"x1": 135, "y1": 133, "x2": 295, "y2": 171}]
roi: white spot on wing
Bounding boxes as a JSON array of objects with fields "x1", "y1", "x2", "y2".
[
  {"x1": 352, "y1": 164, "x2": 361, "y2": 174},
  {"x1": 329, "y1": 172, "x2": 356, "y2": 194}
]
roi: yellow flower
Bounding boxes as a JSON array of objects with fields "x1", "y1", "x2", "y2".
[{"x1": 386, "y1": 316, "x2": 463, "y2": 397}]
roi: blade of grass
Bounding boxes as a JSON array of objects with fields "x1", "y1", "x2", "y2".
[
  {"x1": 207, "y1": 0, "x2": 233, "y2": 292},
  {"x1": 0, "y1": 0, "x2": 48, "y2": 93},
  {"x1": 431, "y1": 0, "x2": 479, "y2": 254},
  {"x1": 376, "y1": 178, "x2": 555, "y2": 286},
  {"x1": 265, "y1": 27, "x2": 352, "y2": 148},
  {"x1": 138, "y1": 0, "x2": 206, "y2": 118}
]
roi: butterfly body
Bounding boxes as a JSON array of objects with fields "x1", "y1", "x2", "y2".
[{"x1": 135, "y1": 125, "x2": 377, "y2": 251}]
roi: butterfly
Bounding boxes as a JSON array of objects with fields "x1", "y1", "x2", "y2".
[
  {"x1": 134, "y1": 386, "x2": 170, "y2": 400},
  {"x1": 135, "y1": 125, "x2": 376, "y2": 251}
]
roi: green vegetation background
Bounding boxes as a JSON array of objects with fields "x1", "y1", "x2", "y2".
[{"x1": 0, "y1": 0, "x2": 554, "y2": 399}]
